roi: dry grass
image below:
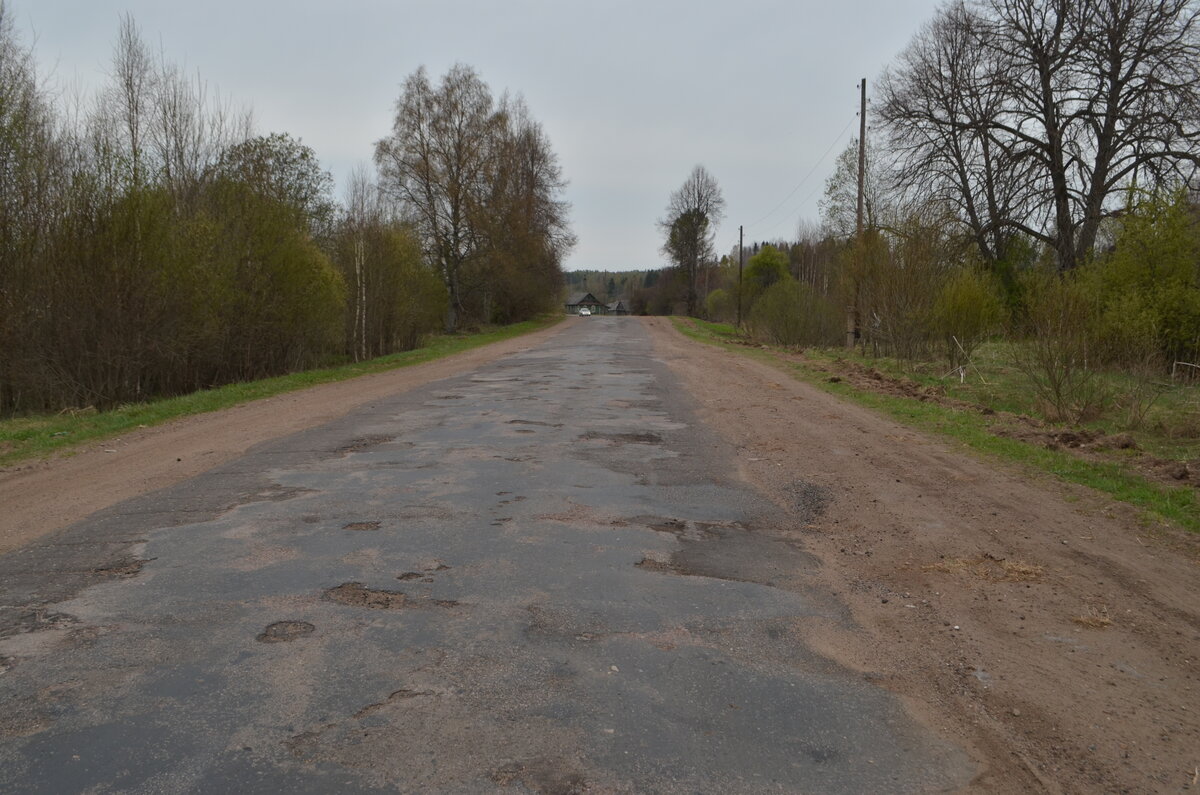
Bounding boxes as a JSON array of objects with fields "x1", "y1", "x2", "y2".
[
  {"x1": 1071, "y1": 607, "x2": 1113, "y2": 629},
  {"x1": 922, "y1": 555, "x2": 1045, "y2": 582}
]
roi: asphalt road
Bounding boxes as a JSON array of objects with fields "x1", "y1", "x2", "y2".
[{"x1": 0, "y1": 317, "x2": 972, "y2": 793}]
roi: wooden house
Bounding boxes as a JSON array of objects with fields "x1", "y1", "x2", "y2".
[{"x1": 565, "y1": 292, "x2": 606, "y2": 315}]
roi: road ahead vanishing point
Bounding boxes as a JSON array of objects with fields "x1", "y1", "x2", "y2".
[{"x1": 0, "y1": 318, "x2": 972, "y2": 793}]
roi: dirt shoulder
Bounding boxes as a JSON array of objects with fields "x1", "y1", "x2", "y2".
[
  {"x1": 645, "y1": 317, "x2": 1200, "y2": 794},
  {"x1": 0, "y1": 321, "x2": 568, "y2": 557}
]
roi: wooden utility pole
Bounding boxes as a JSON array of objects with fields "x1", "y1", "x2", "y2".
[
  {"x1": 856, "y1": 78, "x2": 866, "y2": 238},
  {"x1": 737, "y1": 225, "x2": 745, "y2": 328},
  {"x1": 847, "y1": 78, "x2": 867, "y2": 348}
]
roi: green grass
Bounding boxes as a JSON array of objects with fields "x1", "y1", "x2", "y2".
[
  {"x1": 0, "y1": 316, "x2": 561, "y2": 466},
  {"x1": 674, "y1": 317, "x2": 1200, "y2": 533},
  {"x1": 797, "y1": 338, "x2": 1200, "y2": 460}
]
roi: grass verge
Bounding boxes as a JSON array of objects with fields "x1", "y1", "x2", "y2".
[
  {"x1": 672, "y1": 317, "x2": 1200, "y2": 533},
  {"x1": 0, "y1": 316, "x2": 561, "y2": 467}
]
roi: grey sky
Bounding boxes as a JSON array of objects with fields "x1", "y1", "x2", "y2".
[{"x1": 20, "y1": 0, "x2": 944, "y2": 271}]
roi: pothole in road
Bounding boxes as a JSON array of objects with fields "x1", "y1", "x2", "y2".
[
  {"x1": 397, "y1": 562, "x2": 451, "y2": 582},
  {"x1": 635, "y1": 557, "x2": 677, "y2": 574},
  {"x1": 246, "y1": 485, "x2": 318, "y2": 503},
  {"x1": 325, "y1": 582, "x2": 460, "y2": 610},
  {"x1": 256, "y1": 621, "x2": 316, "y2": 643},
  {"x1": 578, "y1": 430, "x2": 664, "y2": 445},
  {"x1": 325, "y1": 582, "x2": 409, "y2": 609},
  {"x1": 352, "y1": 688, "x2": 432, "y2": 719},
  {"x1": 2, "y1": 608, "x2": 78, "y2": 638},
  {"x1": 342, "y1": 521, "x2": 381, "y2": 531},
  {"x1": 336, "y1": 435, "x2": 396, "y2": 455},
  {"x1": 633, "y1": 519, "x2": 819, "y2": 588},
  {"x1": 633, "y1": 517, "x2": 720, "y2": 542},
  {"x1": 92, "y1": 556, "x2": 154, "y2": 579},
  {"x1": 490, "y1": 758, "x2": 588, "y2": 793}
]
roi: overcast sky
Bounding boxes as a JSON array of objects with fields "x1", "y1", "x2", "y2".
[{"x1": 19, "y1": 0, "x2": 944, "y2": 272}]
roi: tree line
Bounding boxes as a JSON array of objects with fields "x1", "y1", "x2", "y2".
[
  {"x1": 652, "y1": 0, "x2": 1200, "y2": 422},
  {"x1": 0, "y1": 7, "x2": 571, "y2": 414}
]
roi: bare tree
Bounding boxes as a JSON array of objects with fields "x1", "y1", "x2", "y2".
[
  {"x1": 819, "y1": 138, "x2": 889, "y2": 239},
  {"x1": 883, "y1": 0, "x2": 1200, "y2": 270},
  {"x1": 375, "y1": 64, "x2": 500, "y2": 331},
  {"x1": 880, "y1": 1, "x2": 1033, "y2": 267},
  {"x1": 660, "y1": 165, "x2": 725, "y2": 316},
  {"x1": 109, "y1": 13, "x2": 155, "y2": 193}
]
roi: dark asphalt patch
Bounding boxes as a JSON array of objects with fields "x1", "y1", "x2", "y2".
[{"x1": 256, "y1": 621, "x2": 315, "y2": 643}]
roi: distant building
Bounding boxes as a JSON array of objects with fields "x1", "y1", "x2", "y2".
[
  {"x1": 606, "y1": 300, "x2": 629, "y2": 316},
  {"x1": 565, "y1": 292, "x2": 606, "y2": 315}
]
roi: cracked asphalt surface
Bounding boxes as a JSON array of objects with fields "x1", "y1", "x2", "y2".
[{"x1": 0, "y1": 317, "x2": 972, "y2": 793}]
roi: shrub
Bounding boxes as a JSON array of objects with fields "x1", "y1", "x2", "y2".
[
  {"x1": 747, "y1": 279, "x2": 842, "y2": 347},
  {"x1": 704, "y1": 288, "x2": 735, "y2": 322},
  {"x1": 929, "y1": 268, "x2": 1005, "y2": 369},
  {"x1": 1011, "y1": 269, "x2": 1110, "y2": 424}
]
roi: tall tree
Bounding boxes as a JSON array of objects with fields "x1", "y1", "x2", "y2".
[
  {"x1": 880, "y1": 1, "x2": 1031, "y2": 267},
  {"x1": 375, "y1": 64, "x2": 500, "y2": 331},
  {"x1": 881, "y1": 0, "x2": 1200, "y2": 270},
  {"x1": 660, "y1": 165, "x2": 724, "y2": 316}
]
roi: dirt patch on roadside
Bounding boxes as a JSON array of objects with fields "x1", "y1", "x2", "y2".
[
  {"x1": 0, "y1": 321, "x2": 567, "y2": 556},
  {"x1": 645, "y1": 316, "x2": 1200, "y2": 794}
]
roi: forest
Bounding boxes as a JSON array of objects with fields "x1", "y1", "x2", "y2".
[{"x1": 0, "y1": 9, "x2": 571, "y2": 415}]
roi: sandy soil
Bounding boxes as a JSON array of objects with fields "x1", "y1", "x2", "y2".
[
  {"x1": 0, "y1": 321, "x2": 568, "y2": 557},
  {"x1": 2, "y1": 315, "x2": 1197, "y2": 792},
  {"x1": 644, "y1": 317, "x2": 1200, "y2": 794}
]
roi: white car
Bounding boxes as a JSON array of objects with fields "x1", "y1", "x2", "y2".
[{"x1": 579, "y1": 307, "x2": 591, "y2": 316}]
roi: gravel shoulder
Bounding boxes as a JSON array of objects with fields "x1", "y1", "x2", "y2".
[
  {"x1": 644, "y1": 316, "x2": 1200, "y2": 794},
  {"x1": 0, "y1": 321, "x2": 568, "y2": 557}
]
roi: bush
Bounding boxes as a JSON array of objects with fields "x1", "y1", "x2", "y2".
[
  {"x1": 929, "y1": 268, "x2": 1005, "y2": 369},
  {"x1": 1093, "y1": 189, "x2": 1200, "y2": 365},
  {"x1": 1011, "y1": 269, "x2": 1110, "y2": 423},
  {"x1": 704, "y1": 288, "x2": 734, "y2": 322},
  {"x1": 747, "y1": 279, "x2": 842, "y2": 347}
]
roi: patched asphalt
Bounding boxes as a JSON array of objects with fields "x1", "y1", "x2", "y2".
[{"x1": 0, "y1": 317, "x2": 973, "y2": 793}]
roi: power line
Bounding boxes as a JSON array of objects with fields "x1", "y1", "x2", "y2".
[{"x1": 744, "y1": 116, "x2": 856, "y2": 231}]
